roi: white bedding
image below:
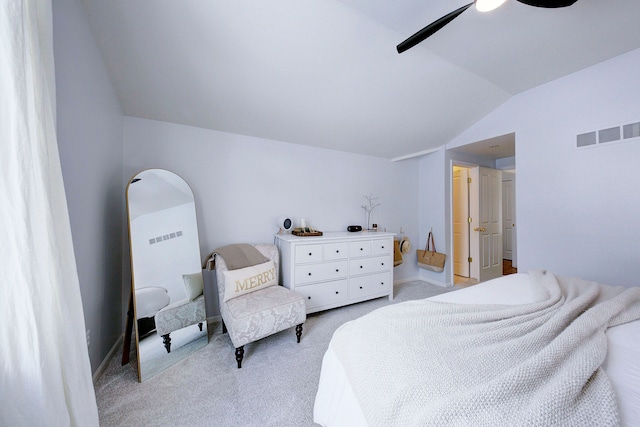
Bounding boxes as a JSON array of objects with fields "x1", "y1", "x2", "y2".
[
  {"x1": 313, "y1": 273, "x2": 640, "y2": 426},
  {"x1": 135, "y1": 286, "x2": 170, "y2": 319}
]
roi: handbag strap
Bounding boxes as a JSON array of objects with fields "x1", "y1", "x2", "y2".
[
  {"x1": 424, "y1": 231, "x2": 436, "y2": 252},
  {"x1": 424, "y1": 231, "x2": 436, "y2": 253}
]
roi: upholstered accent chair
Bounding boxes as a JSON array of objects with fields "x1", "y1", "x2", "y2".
[
  {"x1": 154, "y1": 293, "x2": 206, "y2": 353},
  {"x1": 214, "y1": 244, "x2": 306, "y2": 368}
]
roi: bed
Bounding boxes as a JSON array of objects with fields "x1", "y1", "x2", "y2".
[{"x1": 314, "y1": 271, "x2": 640, "y2": 426}]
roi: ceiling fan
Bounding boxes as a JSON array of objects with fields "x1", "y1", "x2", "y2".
[{"x1": 397, "y1": 0, "x2": 578, "y2": 53}]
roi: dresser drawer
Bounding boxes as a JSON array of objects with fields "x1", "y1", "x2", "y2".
[
  {"x1": 350, "y1": 255, "x2": 391, "y2": 276},
  {"x1": 370, "y1": 238, "x2": 392, "y2": 255},
  {"x1": 324, "y1": 242, "x2": 348, "y2": 261},
  {"x1": 295, "y1": 244, "x2": 323, "y2": 264},
  {"x1": 349, "y1": 240, "x2": 371, "y2": 257},
  {"x1": 294, "y1": 260, "x2": 348, "y2": 285},
  {"x1": 350, "y1": 272, "x2": 392, "y2": 299},
  {"x1": 296, "y1": 280, "x2": 348, "y2": 311}
]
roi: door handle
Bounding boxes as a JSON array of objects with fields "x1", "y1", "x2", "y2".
[{"x1": 474, "y1": 227, "x2": 486, "y2": 232}]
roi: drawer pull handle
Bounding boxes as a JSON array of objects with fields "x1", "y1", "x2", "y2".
[
  {"x1": 335, "y1": 291, "x2": 339, "y2": 294},
  {"x1": 360, "y1": 266, "x2": 363, "y2": 269},
  {"x1": 308, "y1": 252, "x2": 312, "y2": 256},
  {"x1": 308, "y1": 296, "x2": 311, "y2": 300},
  {"x1": 336, "y1": 269, "x2": 339, "y2": 272},
  {"x1": 360, "y1": 248, "x2": 363, "y2": 251},
  {"x1": 308, "y1": 273, "x2": 312, "y2": 276},
  {"x1": 381, "y1": 262, "x2": 384, "y2": 266},
  {"x1": 381, "y1": 246, "x2": 385, "y2": 249},
  {"x1": 336, "y1": 250, "x2": 339, "y2": 253},
  {"x1": 359, "y1": 286, "x2": 363, "y2": 289}
]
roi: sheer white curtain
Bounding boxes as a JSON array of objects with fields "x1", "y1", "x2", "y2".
[{"x1": 0, "y1": 0, "x2": 99, "y2": 425}]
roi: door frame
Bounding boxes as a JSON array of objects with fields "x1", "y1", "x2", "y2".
[
  {"x1": 502, "y1": 169, "x2": 518, "y2": 268},
  {"x1": 452, "y1": 166, "x2": 471, "y2": 278},
  {"x1": 450, "y1": 160, "x2": 479, "y2": 282}
]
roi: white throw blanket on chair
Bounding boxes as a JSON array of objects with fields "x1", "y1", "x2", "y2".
[{"x1": 330, "y1": 270, "x2": 640, "y2": 426}]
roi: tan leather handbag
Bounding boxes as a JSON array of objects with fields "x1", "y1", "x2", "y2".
[{"x1": 417, "y1": 231, "x2": 446, "y2": 272}]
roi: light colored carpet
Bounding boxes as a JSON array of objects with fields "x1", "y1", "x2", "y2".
[{"x1": 95, "y1": 280, "x2": 459, "y2": 426}]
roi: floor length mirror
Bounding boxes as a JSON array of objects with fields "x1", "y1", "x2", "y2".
[{"x1": 126, "y1": 169, "x2": 208, "y2": 382}]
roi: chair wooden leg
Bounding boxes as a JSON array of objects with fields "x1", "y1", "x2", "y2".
[
  {"x1": 295, "y1": 324, "x2": 303, "y2": 343},
  {"x1": 235, "y1": 346, "x2": 244, "y2": 369},
  {"x1": 162, "y1": 333, "x2": 171, "y2": 353}
]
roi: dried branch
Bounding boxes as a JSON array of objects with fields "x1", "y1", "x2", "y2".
[{"x1": 361, "y1": 194, "x2": 381, "y2": 213}]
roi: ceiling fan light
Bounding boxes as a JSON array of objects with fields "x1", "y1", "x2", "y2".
[{"x1": 475, "y1": 0, "x2": 507, "y2": 12}]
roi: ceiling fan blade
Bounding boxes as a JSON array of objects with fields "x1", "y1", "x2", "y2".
[
  {"x1": 397, "y1": 2, "x2": 473, "y2": 54},
  {"x1": 516, "y1": 0, "x2": 578, "y2": 7}
]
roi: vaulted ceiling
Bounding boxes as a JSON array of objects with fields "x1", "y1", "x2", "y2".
[{"x1": 80, "y1": 0, "x2": 640, "y2": 159}]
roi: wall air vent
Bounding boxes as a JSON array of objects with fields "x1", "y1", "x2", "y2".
[
  {"x1": 576, "y1": 119, "x2": 640, "y2": 149},
  {"x1": 598, "y1": 127, "x2": 620, "y2": 144},
  {"x1": 149, "y1": 230, "x2": 183, "y2": 245},
  {"x1": 623, "y1": 122, "x2": 640, "y2": 139},
  {"x1": 576, "y1": 132, "x2": 596, "y2": 147}
]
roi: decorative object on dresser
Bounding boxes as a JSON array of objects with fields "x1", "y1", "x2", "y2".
[
  {"x1": 292, "y1": 227, "x2": 323, "y2": 236},
  {"x1": 276, "y1": 232, "x2": 394, "y2": 314},
  {"x1": 361, "y1": 194, "x2": 381, "y2": 231},
  {"x1": 277, "y1": 217, "x2": 293, "y2": 234},
  {"x1": 207, "y1": 243, "x2": 306, "y2": 368}
]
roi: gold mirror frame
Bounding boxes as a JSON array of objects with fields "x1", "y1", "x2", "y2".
[{"x1": 125, "y1": 169, "x2": 208, "y2": 381}]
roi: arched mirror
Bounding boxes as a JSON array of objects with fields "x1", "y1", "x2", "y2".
[{"x1": 126, "y1": 169, "x2": 208, "y2": 382}]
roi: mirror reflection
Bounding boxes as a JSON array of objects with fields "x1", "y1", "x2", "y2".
[{"x1": 126, "y1": 169, "x2": 208, "y2": 381}]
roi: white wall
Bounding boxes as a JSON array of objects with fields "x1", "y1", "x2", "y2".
[
  {"x1": 443, "y1": 48, "x2": 640, "y2": 288},
  {"x1": 123, "y1": 117, "x2": 422, "y2": 315},
  {"x1": 53, "y1": 0, "x2": 124, "y2": 373},
  {"x1": 417, "y1": 148, "x2": 447, "y2": 286}
]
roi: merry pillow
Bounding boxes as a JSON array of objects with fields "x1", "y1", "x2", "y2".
[{"x1": 223, "y1": 260, "x2": 277, "y2": 302}]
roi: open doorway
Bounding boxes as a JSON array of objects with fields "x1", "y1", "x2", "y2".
[
  {"x1": 449, "y1": 133, "x2": 517, "y2": 287},
  {"x1": 452, "y1": 165, "x2": 506, "y2": 286}
]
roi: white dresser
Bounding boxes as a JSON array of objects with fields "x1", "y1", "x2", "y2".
[{"x1": 275, "y1": 232, "x2": 394, "y2": 314}]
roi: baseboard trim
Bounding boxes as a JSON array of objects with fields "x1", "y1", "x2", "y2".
[
  {"x1": 393, "y1": 276, "x2": 421, "y2": 285},
  {"x1": 423, "y1": 278, "x2": 451, "y2": 288},
  {"x1": 394, "y1": 276, "x2": 452, "y2": 288},
  {"x1": 93, "y1": 334, "x2": 123, "y2": 385}
]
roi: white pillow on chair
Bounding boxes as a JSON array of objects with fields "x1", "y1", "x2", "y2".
[
  {"x1": 223, "y1": 260, "x2": 277, "y2": 302},
  {"x1": 182, "y1": 272, "x2": 204, "y2": 301}
]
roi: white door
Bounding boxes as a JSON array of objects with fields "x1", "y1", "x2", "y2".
[
  {"x1": 470, "y1": 167, "x2": 502, "y2": 282},
  {"x1": 453, "y1": 167, "x2": 470, "y2": 277},
  {"x1": 502, "y1": 173, "x2": 516, "y2": 264}
]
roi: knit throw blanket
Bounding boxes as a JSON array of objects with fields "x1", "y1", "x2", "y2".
[
  {"x1": 203, "y1": 244, "x2": 268, "y2": 271},
  {"x1": 329, "y1": 271, "x2": 640, "y2": 426}
]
